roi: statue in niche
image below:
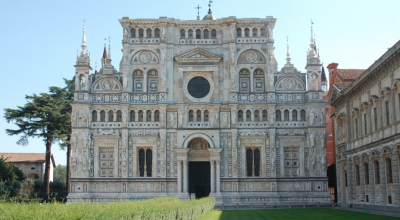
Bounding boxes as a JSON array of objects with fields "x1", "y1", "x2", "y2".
[
  {"x1": 71, "y1": 111, "x2": 77, "y2": 127},
  {"x1": 161, "y1": 26, "x2": 166, "y2": 39},
  {"x1": 321, "y1": 154, "x2": 327, "y2": 171},
  {"x1": 230, "y1": 26, "x2": 235, "y2": 40},
  {"x1": 320, "y1": 132, "x2": 325, "y2": 148},
  {"x1": 222, "y1": 113, "x2": 229, "y2": 127},
  {"x1": 168, "y1": 112, "x2": 174, "y2": 128},
  {"x1": 160, "y1": 51, "x2": 165, "y2": 64},
  {"x1": 308, "y1": 132, "x2": 315, "y2": 148},
  {"x1": 269, "y1": 111, "x2": 275, "y2": 123},
  {"x1": 231, "y1": 111, "x2": 237, "y2": 126},
  {"x1": 320, "y1": 111, "x2": 325, "y2": 126},
  {"x1": 231, "y1": 51, "x2": 235, "y2": 65},
  {"x1": 214, "y1": 111, "x2": 219, "y2": 127},
  {"x1": 124, "y1": 28, "x2": 128, "y2": 39},
  {"x1": 309, "y1": 153, "x2": 316, "y2": 171},
  {"x1": 270, "y1": 148, "x2": 276, "y2": 172},
  {"x1": 309, "y1": 109, "x2": 315, "y2": 126},
  {"x1": 178, "y1": 109, "x2": 183, "y2": 127},
  {"x1": 267, "y1": 25, "x2": 273, "y2": 40},
  {"x1": 123, "y1": 75, "x2": 128, "y2": 89}
]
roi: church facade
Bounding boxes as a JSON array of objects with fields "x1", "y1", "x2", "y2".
[{"x1": 68, "y1": 12, "x2": 330, "y2": 205}]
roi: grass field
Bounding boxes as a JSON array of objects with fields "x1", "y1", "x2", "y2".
[{"x1": 199, "y1": 208, "x2": 398, "y2": 220}]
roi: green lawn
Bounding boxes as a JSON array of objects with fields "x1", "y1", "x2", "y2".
[{"x1": 199, "y1": 208, "x2": 397, "y2": 220}]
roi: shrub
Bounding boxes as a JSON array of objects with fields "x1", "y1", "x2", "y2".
[{"x1": 0, "y1": 196, "x2": 215, "y2": 220}]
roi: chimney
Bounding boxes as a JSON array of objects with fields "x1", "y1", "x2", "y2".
[{"x1": 327, "y1": 63, "x2": 338, "y2": 70}]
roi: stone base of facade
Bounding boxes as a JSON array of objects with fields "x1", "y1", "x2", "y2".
[
  {"x1": 67, "y1": 191, "x2": 331, "y2": 205},
  {"x1": 340, "y1": 203, "x2": 400, "y2": 213}
]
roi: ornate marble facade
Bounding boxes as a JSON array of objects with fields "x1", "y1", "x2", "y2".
[
  {"x1": 67, "y1": 13, "x2": 330, "y2": 204},
  {"x1": 330, "y1": 40, "x2": 400, "y2": 210}
]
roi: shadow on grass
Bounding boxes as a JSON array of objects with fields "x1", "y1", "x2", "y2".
[{"x1": 200, "y1": 208, "x2": 398, "y2": 220}]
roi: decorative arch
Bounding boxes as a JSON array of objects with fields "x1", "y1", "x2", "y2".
[
  {"x1": 182, "y1": 133, "x2": 215, "y2": 149},
  {"x1": 131, "y1": 50, "x2": 159, "y2": 65},
  {"x1": 237, "y1": 49, "x2": 266, "y2": 64},
  {"x1": 275, "y1": 76, "x2": 305, "y2": 91},
  {"x1": 91, "y1": 76, "x2": 122, "y2": 92}
]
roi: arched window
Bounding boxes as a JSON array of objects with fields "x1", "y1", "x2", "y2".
[
  {"x1": 238, "y1": 110, "x2": 243, "y2": 122},
  {"x1": 108, "y1": 110, "x2": 114, "y2": 122},
  {"x1": 117, "y1": 110, "x2": 122, "y2": 122},
  {"x1": 130, "y1": 110, "x2": 136, "y2": 122},
  {"x1": 204, "y1": 110, "x2": 209, "y2": 122},
  {"x1": 253, "y1": 69, "x2": 264, "y2": 92},
  {"x1": 146, "y1": 110, "x2": 152, "y2": 122},
  {"x1": 254, "y1": 110, "x2": 260, "y2": 121},
  {"x1": 180, "y1": 29, "x2": 185, "y2": 38},
  {"x1": 300, "y1": 110, "x2": 306, "y2": 121},
  {"x1": 276, "y1": 110, "x2": 281, "y2": 121},
  {"x1": 131, "y1": 28, "x2": 136, "y2": 38},
  {"x1": 292, "y1": 110, "x2": 298, "y2": 121},
  {"x1": 374, "y1": 160, "x2": 380, "y2": 184},
  {"x1": 139, "y1": 28, "x2": 144, "y2": 38},
  {"x1": 246, "y1": 110, "x2": 251, "y2": 121},
  {"x1": 204, "y1": 29, "x2": 209, "y2": 39},
  {"x1": 100, "y1": 110, "x2": 106, "y2": 122},
  {"x1": 244, "y1": 28, "x2": 250, "y2": 37},
  {"x1": 355, "y1": 165, "x2": 360, "y2": 185},
  {"x1": 385, "y1": 101, "x2": 390, "y2": 126},
  {"x1": 155, "y1": 110, "x2": 160, "y2": 122},
  {"x1": 386, "y1": 158, "x2": 393, "y2": 183},
  {"x1": 26, "y1": 173, "x2": 40, "y2": 180},
  {"x1": 239, "y1": 69, "x2": 250, "y2": 93},
  {"x1": 284, "y1": 110, "x2": 289, "y2": 121},
  {"x1": 262, "y1": 110, "x2": 268, "y2": 121},
  {"x1": 196, "y1": 110, "x2": 201, "y2": 121},
  {"x1": 236, "y1": 28, "x2": 242, "y2": 37},
  {"x1": 364, "y1": 163, "x2": 369, "y2": 184},
  {"x1": 211, "y1": 29, "x2": 217, "y2": 38},
  {"x1": 92, "y1": 111, "x2": 97, "y2": 122},
  {"x1": 147, "y1": 70, "x2": 158, "y2": 93},
  {"x1": 154, "y1": 28, "x2": 160, "y2": 38},
  {"x1": 260, "y1": 28, "x2": 266, "y2": 37},
  {"x1": 138, "y1": 110, "x2": 144, "y2": 122},
  {"x1": 146, "y1": 28, "x2": 152, "y2": 38},
  {"x1": 195, "y1": 29, "x2": 201, "y2": 39},
  {"x1": 138, "y1": 148, "x2": 152, "y2": 177},
  {"x1": 188, "y1": 29, "x2": 193, "y2": 39},
  {"x1": 252, "y1": 28, "x2": 258, "y2": 37},
  {"x1": 133, "y1": 70, "x2": 144, "y2": 92},
  {"x1": 189, "y1": 110, "x2": 194, "y2": 122},
  {"x1": 246, "y1": 148, "x2": 261, "y2": 177}
]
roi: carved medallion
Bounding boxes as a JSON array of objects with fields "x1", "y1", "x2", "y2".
[
  {"x1": 102, "y1": 79, "x2": 114, "y2": 90},
  {"x1": 284, "y1": 78, "x2": 295, "y2": 89},
  {"x1": 245, "y1": 51, "x2": 258, "y2": 63},
  {"x1": 139, "y1": 51, "x2": 151, "y2": 64}
]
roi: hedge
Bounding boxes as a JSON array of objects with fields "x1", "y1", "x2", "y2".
[{"x1": 0, "y1": 197, "x2": 215, "y2": 220}]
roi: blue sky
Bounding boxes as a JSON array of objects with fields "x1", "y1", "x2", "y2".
[{"x1": 1, "y1": 0, "x2": 399, "y2": 166}]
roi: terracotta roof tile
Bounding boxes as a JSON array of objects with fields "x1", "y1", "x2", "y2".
[
  {"x1": 335, "y1": 69, "x2": 365, "y2": 80},
  {"x1": 0, "y1": 153, "x2": 56, "y2": 167}
]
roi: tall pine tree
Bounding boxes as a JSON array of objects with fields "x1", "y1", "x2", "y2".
[{"x1": 4, "y1": 92, "x2": 70, "y2": 199}]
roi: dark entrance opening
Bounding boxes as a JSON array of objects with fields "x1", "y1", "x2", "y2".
[{"x1": 189, "y1": 162, "x2": 210, "y2": 199}]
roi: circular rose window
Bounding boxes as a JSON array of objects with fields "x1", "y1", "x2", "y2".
[{"x1": 187, "y1": 76, "x2": 210, "y2": 99}]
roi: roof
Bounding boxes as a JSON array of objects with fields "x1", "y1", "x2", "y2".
[
  {"x1": 0, "y1": 153, "x2": 56, "y2": 167},
  {"x1": 334, "y1": 69, "x2": 365, "y2": 81},
  {"x1": 334, "y1": 82, "x2": 352, "y2": 91}
]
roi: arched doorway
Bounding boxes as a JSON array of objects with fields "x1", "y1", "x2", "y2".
[{"x1": 187, "y1": 137, "x2": 210, "y2": 198}]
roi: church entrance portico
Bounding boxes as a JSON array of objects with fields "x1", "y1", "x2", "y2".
[{"x1": 175, "y1": 135, "x2": 222, "y2": 197}]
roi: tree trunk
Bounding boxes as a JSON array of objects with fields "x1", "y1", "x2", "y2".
[
  {"x1": 44, "y1": 137, "x2": 52, "y2": 199},
  {"x1": 66, "y1": 136, "x2": 71, "y2": 195}
]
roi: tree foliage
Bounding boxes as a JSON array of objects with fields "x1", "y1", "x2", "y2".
[
  {"x1": 4, "y1": 91, "x2": 71, "y2": 199},
  {"x1": 0, "y1": 156, "x2": 25, "y2": 182}
]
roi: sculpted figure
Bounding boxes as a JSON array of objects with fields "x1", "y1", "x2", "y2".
[
  {"x1": 321, "y1": 154, "x2": 327, "y2": 171},
  {"x1": 160, "y1": 111, "x2": 165, "y2": 127},
  {"x1": 222, "y1": 113, "x2": 229, "y2": 127},
  {"x1": 231, "y1": 51, "x2": 235, "y2": 65},
  {"x1": 320, "y1": 132, "x2": 325, "y2": 148},
  {"x1": 309, "y1": 153, "x2": 316, "y2": 171},
  {"x1": 308, "y1": 132, "x2": 315, "y2": 148},
  {"x1": 269, "y1": 111, "x2": 275, "y2": 123},
  {"x1": 168, "y1": 112, "x2": 174, "y2": 127},
  {"x1": 214, "y1": 111, "x2": 219, "y2": 127},
  {"x1": 267, "y1": 25, "x2": 273, "y2": 40},
  {"x1": 178, "y1": 109, "x2": 183, "y2": 127},
  {"x1": 161, "y1": 26, "x2": 166, "y2": 39},
  {"x1": 123, "y1": 75, "x2": 128, "y2": 89},
  {"x1": 270, "y1": 149, "x2": 276, "y2": 172},
  {"x1": 309, "y1": 109, "x2": 315, "y2": 126},
  {"x1": 82, "y1": 114, "x2": 88, "y2": 126},
  {"x1": 269, "y1": 75, "x2": 274, "y2": 87},
  {"x1": 230, "y1": 26, "x2": 235, "y2": 40},
  {"x1": 231, "y1": 111, "x2": 237, "y2": 126}
]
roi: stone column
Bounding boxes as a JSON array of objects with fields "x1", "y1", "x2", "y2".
[
  {"x1": 183, "y1": 160, "x2": 188, "y2": 193},
  {"x1": 135, "y1": 110, "x2": 139, "y2": 122},
  {"x1": 289, "y1": 109, "x2": 293, "y2": 121},
  {"x1": 241, "y1": 28, "x2": 244, "y2": 38},
  {"x1": 251, "y1": 109, "x2": 255, "y2": 122},
  {"x1": 210, "y1": 160, "x2": 215, "y2": 193},
  {"x1": 143, "y1": 111, "x2": 147, "y2": 122},
  {"x1": 143, "y1": 72, "x2": 148, "y2": 93},
  {"x1": 250, "y1": 72, "x2": 254, "y2": 92},
  {"x1": 177, "y1": 160, "x2": 182, "y2": 193},
  {"x1": 257, "y1": 28, "x2": 261, "y2": 37},
  {"x1": 143, "y1": 28, "x2": 147, "y2": 38},
  {"x1": 297, "y1": 110, "x2": 301, "y2": 121},
  {"x1": 216, "y1": 160, "x2": 221, "y2": 193},
  {"x1": 113, "y1": 111, "x2": 117, "y2": 122},
  {"x1": 105, "y1": 110, "x2": 110, "y2": 122},
  {"x1": 97, "y1": 111, "x2": 100, "y2": 122},
  {"x1": 136, "y1": 29, "x2": 139, "y2": 38},
  {"x1": 151, "y1": 110, "x2": 155, "y2": 122},
  {"x1": 151, "y1": 29, "x2": 155, "y2": 38}
]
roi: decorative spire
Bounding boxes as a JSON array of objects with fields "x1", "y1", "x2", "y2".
[
  {"x1": 195, "y1": 4, "x2": 201, "y2": 20},
  {"x1": 310, "y1": 20, "x2": 314, "y2": 45},
  {"x1": 286, "y1": 36, "x2": 291, "y2": 64},
  {"x1": 108, "y1": 37, "x2": 111, "y2": 59},
  {"x1": 308, "y1": 20, "x2": 318, "y2": 58},
  {"x1": 208, "y1": 0, "x2": 213, "y2": 14},
  {"x1": 80, "y1": 22, "x2": 87, "y2": 56}
]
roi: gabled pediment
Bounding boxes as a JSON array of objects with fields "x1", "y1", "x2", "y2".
[
  {"x1": 328, "y1": 85, "x2": 341, "y2": 105},
  {"x1": 175, "y1": 48, "x2": 222, "y2": 63}
]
